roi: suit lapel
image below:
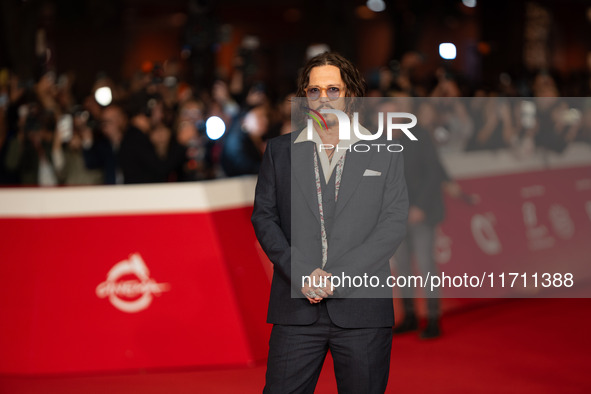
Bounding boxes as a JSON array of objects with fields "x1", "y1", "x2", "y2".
[
  {"x1": 291, "y1": 140, "x2": 320, "y2": 224},
  {"x1": 335, "y1": 146, "x2": 373, "y2": 217}
]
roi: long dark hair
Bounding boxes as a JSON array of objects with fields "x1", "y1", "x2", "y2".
[
  {"x1": 296, "y1": 52, "x2": 366, "y2": 99},
  {"x1": 292, "y1": 52, "x2": 366, "y2": 125}
]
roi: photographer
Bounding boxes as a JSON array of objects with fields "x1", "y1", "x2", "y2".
[
  {"x1": 220, "y1": 104, "x2": 269, "y2": 177},
  {"x1": 5, "y1": 104, "x2": 58, "y2": 186},
  {"x1": 52, "y1": 109, "x2": 103, "y2": 185},
  {"x1": 174, "y1": 98, "x2": 211, "y2": 181},
  {"x1": 119, "y1": 92, "x2": 186, "y2": 184},
  {"x1": 82, "y1": 103, "x2": 126, "y2": 184}
]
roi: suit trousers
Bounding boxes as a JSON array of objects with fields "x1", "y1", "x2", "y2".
[
  {"x1": 263, "y1": 302, "x2": 392, "y2": 394},
  {"x1": 393, "y1": 222, "x2": 440, "y2": 319}
]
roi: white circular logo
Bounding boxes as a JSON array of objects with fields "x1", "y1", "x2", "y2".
[
  {"x1": 548, "y1": 204, "x2": 575, "y2": 240},
  {"x1": 435, "y1": 228, "x2": 452, "y2": 264},
  {"x1": 96, "y1": 253, "x2": 170, "y2": 313},
  {"x1": 471, "y1": 213, "x2": 502, "y2": 255}
]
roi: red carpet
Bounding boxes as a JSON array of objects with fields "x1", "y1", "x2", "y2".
[{"x1": 1, "y1": 298, "x2": 589, "y2": 393}]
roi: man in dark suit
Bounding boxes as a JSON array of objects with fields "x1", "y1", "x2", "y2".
[
  {"x1": 252, "y1": 52, "x2": 409, "y2": 393},
  {"x1": 389, "y1": 100, "x2": 448, "y2": 339}
]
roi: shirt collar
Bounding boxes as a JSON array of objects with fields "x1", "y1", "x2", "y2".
[{"x1": 294, "y1": 123, "x2": 373, "y2": 182}]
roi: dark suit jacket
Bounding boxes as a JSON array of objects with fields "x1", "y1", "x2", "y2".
[
  {"x1": 252, "y1": 132, "x2": 408, "y2": 328},
  {"x1": 401, "y1": 127, "x2": 446, "y2": 225}
]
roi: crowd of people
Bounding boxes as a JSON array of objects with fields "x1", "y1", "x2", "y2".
[
  {"x1": 1, "y1": 49, "x2": 590, "y2": 187},
  {"x1": 0, "y1": 58, "x2": 283, "y2": 186}
]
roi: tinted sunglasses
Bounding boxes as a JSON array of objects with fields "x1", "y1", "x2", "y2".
[{"x1": 305, "y1": 86, "x2": 342, "y2": 101}]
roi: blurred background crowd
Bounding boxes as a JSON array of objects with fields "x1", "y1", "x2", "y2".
[{"x1": 1, "y1": 0, "x2": 591, "y2": 187}]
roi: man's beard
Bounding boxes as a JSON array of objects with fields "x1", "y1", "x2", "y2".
[
  {"x1": 325, "y1": 117, "x2": 337, "y2": 127},
  {"x1": 316, "y1": 103, "x2": 337, "y2": 127}
]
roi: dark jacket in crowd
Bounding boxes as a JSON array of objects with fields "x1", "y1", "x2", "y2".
[
  {"x1": 401, "y1": 127, "x2": 446, "y2": 225},
  {"x1": 119, "y1": 125, "x2": 186, "y2": 184},
  {"x1": 220, "y1": 116, "x2": 262, "y2": 177},
  {"x1": 83, "y1": 135, "x2": 120, "y2": 185}
]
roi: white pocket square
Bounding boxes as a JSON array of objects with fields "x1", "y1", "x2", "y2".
[{"x1": 363, "y1": 169, "x2": 381, "y2": 176}]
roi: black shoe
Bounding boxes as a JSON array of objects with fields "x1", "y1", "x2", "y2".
[
  {"x1": 393, "y1": 315, "x2": 418, "y2": 334},
  {"x1": 419, "y1": 319, "x2": 441, "y2": 339}
]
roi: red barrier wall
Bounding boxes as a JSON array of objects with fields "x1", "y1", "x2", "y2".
[
  {"x1": 1, "y1": 155, "x2": 590, "y2": 375},
  {"x1": 0, "y1": 180, "x2": 272, "y2": 375},
  {"x1": 435, "y1": 165, "x2": 591, "y2": 298}
]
